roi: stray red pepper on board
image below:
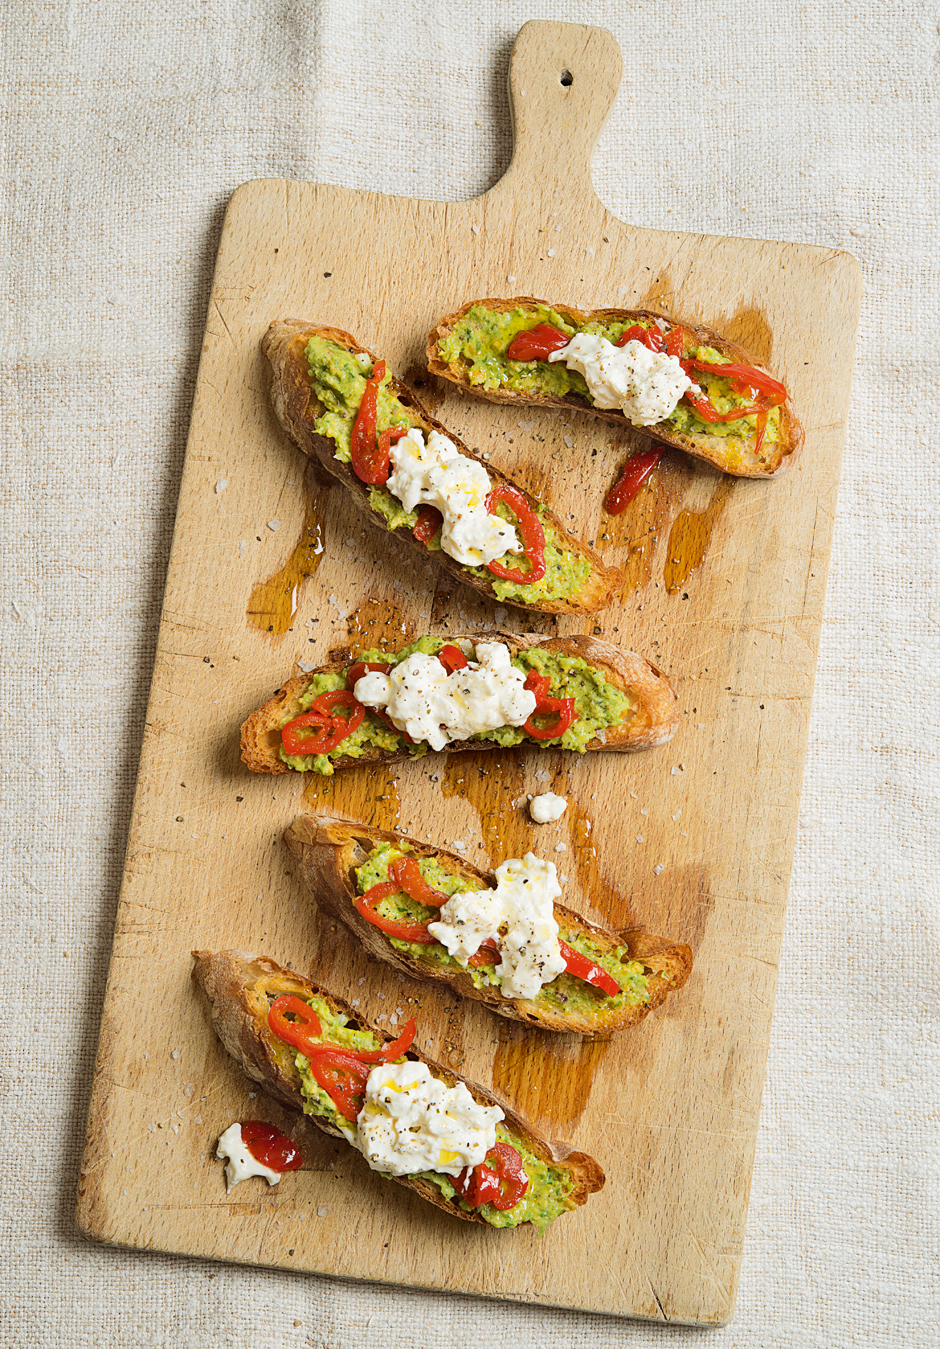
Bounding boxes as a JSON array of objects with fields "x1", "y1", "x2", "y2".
[{"x1": 605, "y1": 447, "x2": 664, "y2": 515}]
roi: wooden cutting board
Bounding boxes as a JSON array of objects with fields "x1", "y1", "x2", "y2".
[{"x1": 77, "y1": 20, "x2": 860, "y2": 1326}]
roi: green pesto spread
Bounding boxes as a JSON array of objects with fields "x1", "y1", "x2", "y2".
[
  {"x1": 285, "y1": 989, "x2": 571, "y2": 1230},
  {"x1": 436, "y1": 304, "x2": 785, "y2": 448},
  {"x1": 303, "y1": 337, "x2": 590, "y2": 605},
  {"x1": 278, "y1": 637, "x2": 635, "y2": 772},
  {"x1": 354, "y1": 841, "x2": 652, "y2": 1021}
]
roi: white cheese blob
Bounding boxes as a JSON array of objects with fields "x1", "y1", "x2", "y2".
[
  {"x1": 428, "y1": 853, "x2": 567, "y2": 1000},
  {"x1": 385, "y1": 428, "x2": 521, "y2": 566},
  {"x1": 548, "y1": 333, "x2": 696, "y2": 427},
  {"x1": 529, "y1": 791, "x2": 568, "y2": 824},
  {"x1": 216, "y1": 1123, "x2": 282, "y2": 1193},
  {"x1": 355, "y1": 1060, "x2": 503, "y2": 1177},
  {"x1": 354, "y1": 642, "x2": 537, "y2": 752}
]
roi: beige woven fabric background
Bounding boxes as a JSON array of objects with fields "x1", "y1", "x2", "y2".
[{"x1": 2, "y1": 1, "x2": 938, "y2": 1344}]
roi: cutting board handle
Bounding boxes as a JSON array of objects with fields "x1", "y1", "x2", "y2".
[{"x1": 498, "y1": 21, "x2": 622, "y2": 203}]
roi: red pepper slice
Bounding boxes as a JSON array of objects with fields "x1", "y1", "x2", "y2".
[
  {"x1": 355, "y1": 1017, "x2": 417, "y2": 1063},
  {"x1": 281, "y1": 690, "x2": 366, "y2": 756},
  {"x1": 303, "y1": 1048, "x2": 371, "y2": 1123},
  {"x1": 519, "y1": 668, "x2": 577, "y2": 741},
  {"x1": 345, "y1": 660, "x2": 392, "y2": 690},
  {"x1": 685, "y1": 358, "x2": 787, "y2": 402},
  {"x1": 522, "y1": 669, "x2": 551, "y2": 702},
  {"x1": 468, "y1": 938, "x2": 501, "y2": 968},
  {"x1": 558, "y1": 940, "x2": 621, "y2": 996},
  {"x1": 412, "y1": 505, "x2": 442, "y2": 544},
  {"x1": 682, "y1": 387, "x2": 775, "y2": 424},
  {"x1": 505, "y1": 324, "x2": 570, "y2": 362},
  {"x1": 239, "y1": 1120, "x2": 304, "y2": 1173},
  {"x1": 437, "y1": 644, "x2": 468, "y2": 674},
  {"x1": 267, "y1": 995, "x2": 323, "y2": 1056},
  {"x1": 377, "y1": 424, "x2": 407, "y2": 461},
  {"x1": 484, "y1": 484, "x2": 547, "y2": 585},
  {"x1": 664, "y1": 326, "x2": 685, "y2": 358},
  {"x1": 456, "y1": 1141, "x2": 529, "y2": 1211},
  {"x1": 350, "y1": 359, "x2": 389, "y2": 484},
  {"x1": 355, "y1": 855, "x2": 447, "y2": 943},
  {"x1": 605, "y1": 447, "x2": 663, "y2": 515},
  {"x1": 615, "y1": 323, "x2": 664, "y2": 353}
]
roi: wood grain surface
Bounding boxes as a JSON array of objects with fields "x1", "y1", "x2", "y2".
[{"x1": 76, "y1": 20, "x2": 861, "y2": 1326}]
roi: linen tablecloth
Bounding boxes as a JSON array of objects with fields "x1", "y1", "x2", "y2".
[{"x1": 2, "y1": 1, "x2": 937, "y2": 1344}]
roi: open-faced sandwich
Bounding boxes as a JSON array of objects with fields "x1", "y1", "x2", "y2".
[
  {"x1": 284, "y1": 817, "x2": 693, "y2": 1036},
  {"x1": 427, "y1": 297, "x2": 803, "y2": 477},
  {"x1": 242, "y1": 630, "x2": 679, "y2": 777},
  {"x1": 262, "y1": 320, "x2": 621, "y2": 614},
  {"x1": 193, "y1": 950, "x2": 605, "y2": 1230}
]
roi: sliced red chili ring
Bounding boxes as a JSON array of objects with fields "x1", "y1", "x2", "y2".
[
  {"x1": 558, "y1": 940, "x2": 621, "y2": 996},
  {"x1": 523, "y1": 694, "x2": 576, "y2": 741},
  {"x1": 412, "y1": 505, "x2": 443, "y2": 544},
  {"x1": 355, "y1": 855, "x2": 447, "y2": 943},
  {"x1": 281, "y1": 690, "x2": 366, "y2": 756},
  {"x1": 355, "y1": 1017, "x2": 417, "y2": 1063},
  {"x1": 267, "y1": 995, "x2": 323, "y2": 1057},
  {"x1": 484, "y1": 483, "x2": 547, "y2": 585},
  {"x1": 505, "y1": 324, "x2": 570, "y2": 362},
  {"x1": 605, "y1": 447, "x2": 664, "y2": 515}
]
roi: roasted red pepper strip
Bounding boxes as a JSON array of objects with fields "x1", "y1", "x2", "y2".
[
  {"x1": 350, "y1": 359, "x2": 388, "y2": 483},
  {"x1": 522, "y1": 669, "x2": 551, "y2": 702},
  {"x1": 468, "y1": 938, "x2": 501, "y2": 968},
  {"x1": 437, "y1": 644, "x2": 468, "y2": 674},
  {"x1": 520, "y1": 668, "x2": 577, "y2": 741},
  {"x1": 239, "y1": 1120, "x2": 304, "y2": 1172},
  {"x1": 615, "y1": 323, "x2": 664, "y2": 353},
  {"x1": 484, "y1": 484, "x2": 547, "y2": 585},
  {"x1": 377, "y1": 425, "x2": 407, "y2": 461},
  {"x1": 682, "y1": 388, "x2": 775, "y2": 424},
  {"x1": 558, "y1": 940, "x2": 621, "y2": 996},
  {"x1": 505, "y1": 324, "x2": 570, "y2": 362},
  {"x1": 412, "y1": 505, "x2": 442, "y2": 544},
  {"x1": 664, "y1": 326, "x2": 685, "y2": 358},
  {"x1": 391, "y1": 855, "x2": 450, "y2": 910},
  {"x1": 685, "y1": 358, "x2": 787, "y2": 402},
  {"x1": 457, "y1": 1141, "x2": 529, "y2": 1211},
  {"x1": 267, "y1": 995, "x2": 323, "y2": 1056},
  {"x1": 605, "y1": 447, "x2": 663, "y2": 515}
]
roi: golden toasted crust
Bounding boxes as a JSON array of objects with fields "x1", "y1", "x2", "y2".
[
  {"x1": 240, "y1": 630, "x2": 680, "y2": 775},
  {"x1": 191, "y1": 949, "x2": 605, "y2": 1225},
  {"x1": 262, "y1": 320, "x2": 621, "y2": 614},
  {"x1": 427, "y1": 297, "x2": 804, "y2": 478},
  {"x1": 283, "y1": 816, "x2": 693, "y2": 1036}
]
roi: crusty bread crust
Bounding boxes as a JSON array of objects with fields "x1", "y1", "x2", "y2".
[
  {"x1": 241, "y1": 630, "x2": 680, "y2": 775},
  {"x1": 192, "y1": 949, "x2": 605, "y2": 1225},
  {"x1": 283, "y1": 816, "x2": 693, "y2": 1036},
  {"x1": 427, "y1": 297, "x2": 804, "y2": 478},
  {"x1": 262, "y1": 320, "x2": 621, "y2": 614}
]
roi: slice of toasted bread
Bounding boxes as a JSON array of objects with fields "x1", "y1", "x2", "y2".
[
  {"x1": 262, "y1": 320, "x2": 621, "y2": 614},
  {"x1": 283, "y1": 816, "x2": 693, "y2": 1037},
  {"x1": 192, "y1": 949, "x2": 605, "y2": 1227},
  {"x1": 241, "y1": 630, "x2": 680, "y2": 776},
  {"x1": 427, "y1": 297, "x2": 803, "y2": 478}
]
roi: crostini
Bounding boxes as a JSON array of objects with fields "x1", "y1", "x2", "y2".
[
  {"x1": 192, "y1": 950, "x2": 604, "y2": 1230},
  {"x1": 262, "y1": 320, "x2": 621, "y2": 614},
  {"x1": 284, "y1": 817, "x2": 693, "y2": 1036},
  {"x1": 241, "y1": 630, "x2": 679, "y2": 777},
  {"x1": 427, "y1": 297, "x2": 803, "y2": 477}
]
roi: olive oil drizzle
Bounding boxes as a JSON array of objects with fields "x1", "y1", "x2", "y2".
[
  {"x1": 663, "y1": 479, "x2": 734, "y2": 595},
  {"x1": 247, "y1": 467, "x2": 325, "y2": 635}
]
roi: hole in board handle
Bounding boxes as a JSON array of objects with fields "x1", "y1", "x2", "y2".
[{"x1": 560, "y1": 68, "x2": 573, "y2": 87}]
